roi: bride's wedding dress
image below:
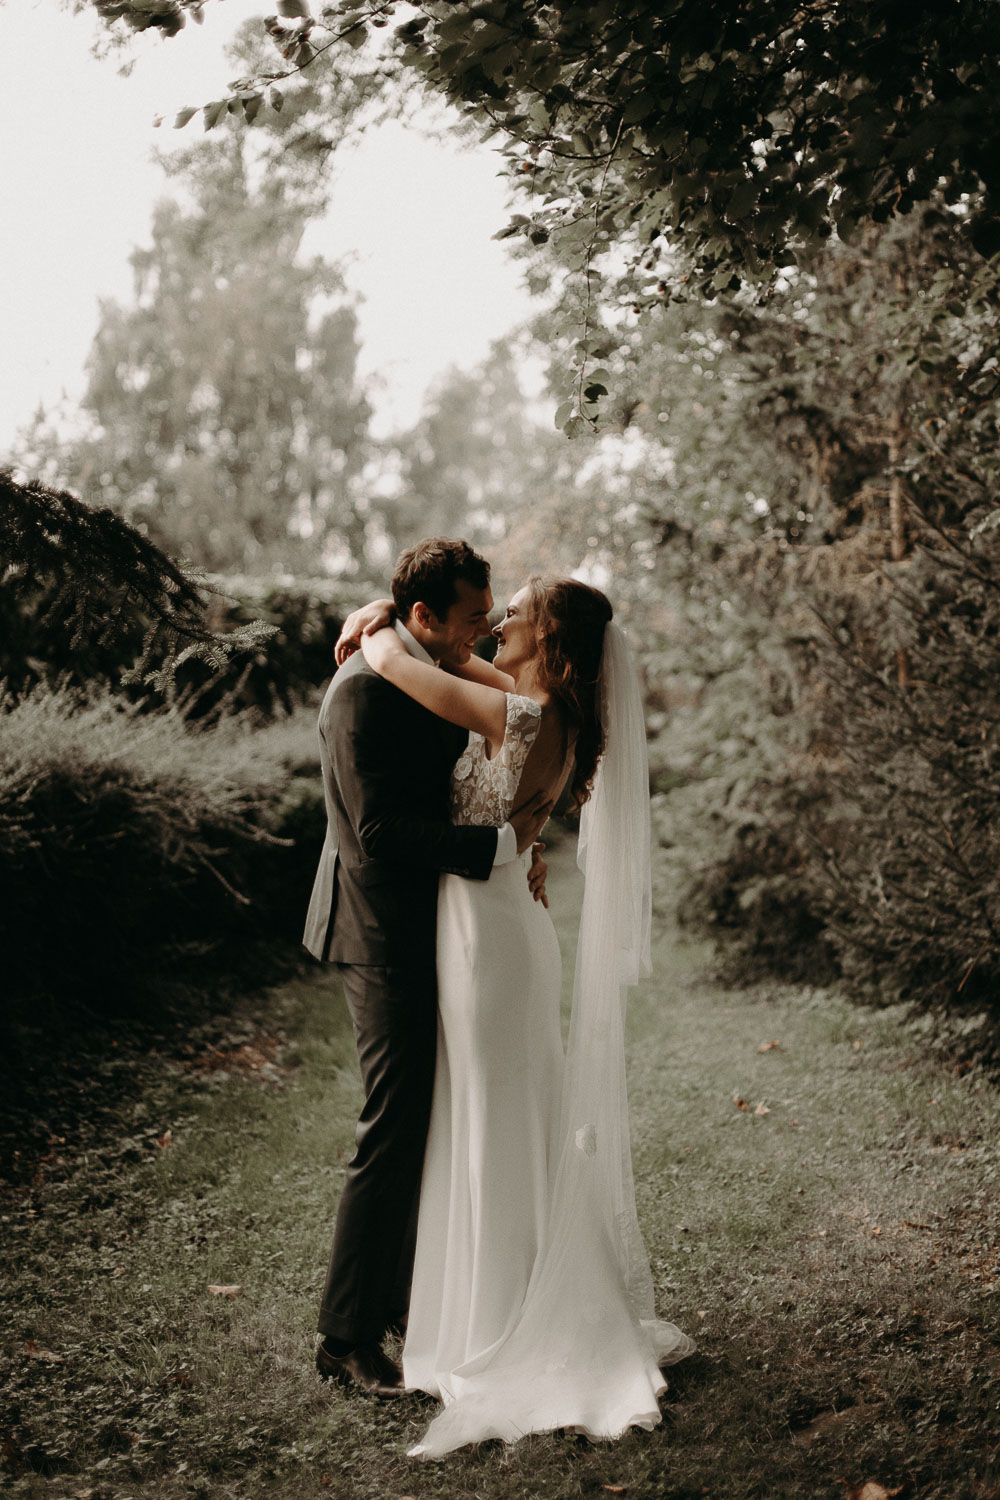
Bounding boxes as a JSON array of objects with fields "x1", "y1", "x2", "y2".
[{"x1": 403, "y1": 656, "x2": 694, "y2": 1458}]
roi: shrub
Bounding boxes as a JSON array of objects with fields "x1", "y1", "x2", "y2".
[
  {"x1": 809, "y1": 529, "x2": 1000, "y2": 1026},
  {"x1": 648, "y1": 628, "x2": 840, "y2": 986},
  {"x1": 0, "y1": 685, "x2": 326, "y2": 1019}
]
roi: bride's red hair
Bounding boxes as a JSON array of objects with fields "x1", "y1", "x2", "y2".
[{"x1": 526, "y1": 576, "x2": 613, "y2": 812}]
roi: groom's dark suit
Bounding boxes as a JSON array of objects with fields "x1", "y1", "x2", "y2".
[{"x1": 304, "y1": 644, "x2": 498, "y2": 1346}]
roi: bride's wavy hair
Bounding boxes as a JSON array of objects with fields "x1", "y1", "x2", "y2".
[{"x1": 526, "y1": 576, "x2": 613, "y2": 812}]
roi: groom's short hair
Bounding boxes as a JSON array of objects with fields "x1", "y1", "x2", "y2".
[{"x1": 391, "y1": 538, "x2": 491, "y2": 622}]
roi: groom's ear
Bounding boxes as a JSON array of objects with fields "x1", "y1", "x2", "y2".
[{"x1": 411, "y1": 600, "x2": 437, "y2": 630}]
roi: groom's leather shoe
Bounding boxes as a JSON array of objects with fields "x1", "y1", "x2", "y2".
[{"x1": 315, "y1": 1339, "x2": 404, "y2": 1397}]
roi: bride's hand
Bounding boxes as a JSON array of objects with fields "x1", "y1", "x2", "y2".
[
  {"x1": 335, "y1": 598, "x2": 394, "y2": 666},
  {"x1": 360, "y1": 623, "x2": 405, "y2": 675}
]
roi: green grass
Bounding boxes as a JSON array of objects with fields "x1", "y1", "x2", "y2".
[{"x1": 2, "y1": 842, "x2": 999, "y2": 1499}]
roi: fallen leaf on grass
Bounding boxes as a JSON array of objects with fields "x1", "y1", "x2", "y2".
[
  {"x1": 111, "y1": 1266, "x2": 126, "y2": 1277},
  {"x1": 757, "y1": 1040, "x2": 782, "y2": 1052},
  {"x1": 733, "y1": 1094, "x2": 749, "y2": 1111},
  {"x1": 207, "y1": 1284, "x2": 242, "y2": 1297},
  {"x1": 156, "y1": 1129, "x2": 172, "y2": 1149},
  {"x1": 602, "y1": 1488, "x2": 627, "y2": 1495},
  {"x1": 755, "y1": 1101, "x2": 771, "y2": 1116},
  {"x1": 24, "y1": 1340, "x2": 63, "y2": 1363},
  {"x1": 840, "y1": 1483, "x2": 904, "y2": 1500}
]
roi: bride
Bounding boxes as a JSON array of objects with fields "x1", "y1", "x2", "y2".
[{"x1": 346, "y1": 575, "x2": 694, "y2": 1457}]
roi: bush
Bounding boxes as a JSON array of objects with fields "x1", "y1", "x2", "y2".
[
  {"x1": 649, "y1": 644, "x2": 839, "y2": 986},
  {"x1": 0, "y1": 685, "x2": 326, "y2": 1020},
  {"x1": 809, "y1": 530, "x2": 1000, "y2": 1026},
  {"x1": 652, "y1": 515, "x2": 1000, "y2": 1049}
]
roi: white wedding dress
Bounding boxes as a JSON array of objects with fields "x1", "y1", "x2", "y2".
[{"x1": 402, "y1": 680, "x2": 694, "y2": 1458}]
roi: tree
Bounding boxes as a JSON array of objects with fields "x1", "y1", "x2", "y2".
[
  {"x1": 22, "y1": 106, "x2": 374, "y2": 573},
  {"x1": 374, "y1": 341, "x2": 563, "y2": 559},
  {"x1": 90, "y1": 2, "x2": 1000, "y2": 291}
]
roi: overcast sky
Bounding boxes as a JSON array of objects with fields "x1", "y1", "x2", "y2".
[{"x1": 0, "y1": 0, "x2": 536, "y2": 451}]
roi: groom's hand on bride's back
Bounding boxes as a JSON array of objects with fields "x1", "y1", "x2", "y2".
[
  {"x1": 528, "y1": 842, "x2": 549, "y2": 908},
  {"x1": 510, "y1": 790, "x2": 553, "y2": 856}
]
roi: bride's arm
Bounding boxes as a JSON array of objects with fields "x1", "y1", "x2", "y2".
[
  {"x1": 447, "y1": 654, "x2": 515, "y2": 691},
  {"x1": 335, "y1": 598, "x2": 393, "y2": 665},
  {"x1": 361, "y1": 628, "x2": 508, "y2": 745}
]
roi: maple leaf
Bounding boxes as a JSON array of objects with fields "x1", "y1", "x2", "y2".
[{"x1": 755, "y1": 1101, "x2": 770, "y2": 1116}]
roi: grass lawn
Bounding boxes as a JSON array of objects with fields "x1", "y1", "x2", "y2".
[{"x1": 2, "y1": 841, "x2": 998, "y2": 1499}]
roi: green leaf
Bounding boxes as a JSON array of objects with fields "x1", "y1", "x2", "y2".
[
  {"x1": 173, "y1": 106, "x2": 197, "y2": 130},
  {"x1": 554, "y1": 399, "x2": 575, "y2": 429},
  {"x1": 202, "y1": 100, "x2": 227, "y2": 131},
  {"x1": 727, "y1": 177, "x2": 760, "y2": 219},
  {"x1": 622, "y1": 90, "x2": 655, "y2": 125},
  {"x1": 269, "y1": 87, "x2": 284, "y2": 113},
  {"x1": 277, "y1": 0, "x2": 310, "y2": 16},
  {"x1": 243, "y1": 94, "x2": 264, "y2": 125}
]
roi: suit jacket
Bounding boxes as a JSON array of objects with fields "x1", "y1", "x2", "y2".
[{"x1": 302, "y1": 651, "x2": 498, "y2": 967}]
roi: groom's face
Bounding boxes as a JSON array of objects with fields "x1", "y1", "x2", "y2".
[{"x1": 424, "y1": 578, "x2": 494, "y2": 668}]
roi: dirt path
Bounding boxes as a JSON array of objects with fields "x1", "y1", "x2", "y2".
[{"x1": 2, "y1": 843, "x2": 998, "y2": 1499}]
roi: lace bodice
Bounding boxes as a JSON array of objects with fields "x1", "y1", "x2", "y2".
[{"x1": 450, "y1": 693, "x2": 542, "y2": 828}]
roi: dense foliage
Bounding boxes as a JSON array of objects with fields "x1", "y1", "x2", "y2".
[
  {"x1": 0, "y1": 470, "x2": 273, "y2": 697},
  {"x1": 87, "y1": 0, "x2": 1000, "y2": 431},
  {"x1": 0, "y1": 684, "x2": 325, "y2": 1018},
  {"x1": 2, "y1": 479, "x2": 372, "y2": 724}
]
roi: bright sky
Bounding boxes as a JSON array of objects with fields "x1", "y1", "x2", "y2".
[{"x1": 0, "y1": 0, "x2": 536, "y2": 450}]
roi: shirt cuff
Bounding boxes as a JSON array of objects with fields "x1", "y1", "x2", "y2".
[{"x1": 493, "y1": 822, "x2": 518, "y2": 866}]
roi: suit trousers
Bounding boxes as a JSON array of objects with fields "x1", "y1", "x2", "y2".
[{"x1": 317, "y1": 960, "x2": 438, "y2": 1346}]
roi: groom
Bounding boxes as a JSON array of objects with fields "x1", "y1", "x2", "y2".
[{"x1": 303, "y1": 537, "x2": 551, "y2": 1396}]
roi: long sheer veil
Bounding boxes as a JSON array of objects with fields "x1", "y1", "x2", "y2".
[{"x1": 409, "y1": 623, "x2": 694, "y2": 1458}]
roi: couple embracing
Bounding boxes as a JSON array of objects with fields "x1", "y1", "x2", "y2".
[{"x1": 303, "y1": 538, "x2": 694, "y2": 1458}]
